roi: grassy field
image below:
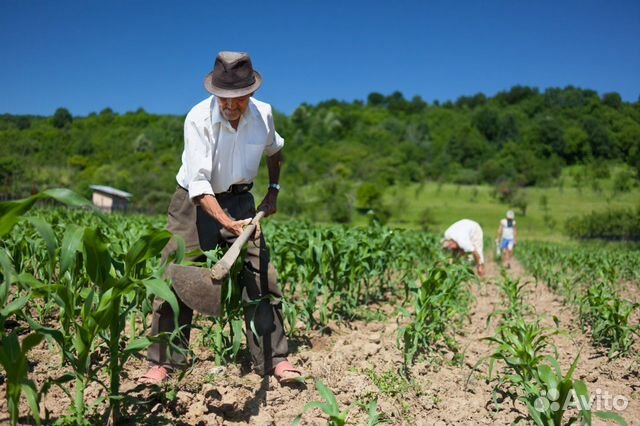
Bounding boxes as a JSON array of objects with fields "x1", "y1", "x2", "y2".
[
  {"x1": 255, "y1": 165, "x2": 639, "y2": 242},
  {"x1": 381, "y1": 178, "x2": 639, "y2": 242}
]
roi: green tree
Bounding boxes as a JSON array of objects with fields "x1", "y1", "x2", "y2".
[
  {"x1": 563, "y1": 126, "x2": 591, "y2": 163},
  {"x1": 602, "y1": 92, "x2": 622, "y2": 110},
  {"x1": 472, "y1": 107, "x2": 499, "y2": 141},
  {"x1": 52, "y1": 107, "x2": 73, "y2": 129},
  {"x1": 356, "y1": 182, "x2": 382, "y2": 210}
]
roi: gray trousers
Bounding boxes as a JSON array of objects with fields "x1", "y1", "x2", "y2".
[{"x1": 147, "y1": 186, "x2": 288, "y2": 375}]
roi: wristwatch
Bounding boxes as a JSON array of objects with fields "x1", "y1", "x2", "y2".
[{"x1": 268, "y1": 183, "x2": 281, "y2": 191}]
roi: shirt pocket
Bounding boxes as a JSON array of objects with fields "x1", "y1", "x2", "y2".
[{"x1": 244, "y1": 143, "x2": 265, "y2": 177}]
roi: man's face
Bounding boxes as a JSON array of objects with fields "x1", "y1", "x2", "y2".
[
  {"x1": 443, "y1": 240, "x2": 459, "y2": 251},
  {"x1": 218, "y1": 94, "x2": 251, "y2": 122}
]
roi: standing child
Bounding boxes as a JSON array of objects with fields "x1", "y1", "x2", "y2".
[{"x1": 496, "y1": 210, "x2": 517, "y2": 268}]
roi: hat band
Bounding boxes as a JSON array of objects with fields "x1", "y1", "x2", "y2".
[{"x1": 212, "y1": 75, "x2": 256, "y2": 90}]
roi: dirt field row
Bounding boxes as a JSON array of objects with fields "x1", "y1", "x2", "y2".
[{"x1": 2, "y1": 257, "x2": 639, "y2": 425}]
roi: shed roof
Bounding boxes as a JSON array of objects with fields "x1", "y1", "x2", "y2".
[{"x1": 89, "y1": 185, "x2": 133, "y2": 199}]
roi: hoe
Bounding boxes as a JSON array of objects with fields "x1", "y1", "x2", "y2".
[{"x1": 167, "y1": 211, "x2": 264, "y2": 315}]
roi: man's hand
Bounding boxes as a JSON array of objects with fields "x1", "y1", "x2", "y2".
[
  {"x1": 196, "y1": 194, "x2": 252, "y2": 237},
  {"x1": 477, "y1": 264, "x2": 485, "y2": 277},
  {"x1": 258, "y1": 189, "x2": 278, "y2": 217},
  {"x1": 224, "y1": 218, "x2": 251, "y2": 237}
]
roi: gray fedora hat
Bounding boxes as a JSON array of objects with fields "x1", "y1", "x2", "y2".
[{"x1": 204, "y1": 51, "x2": 262, "y2": 98}]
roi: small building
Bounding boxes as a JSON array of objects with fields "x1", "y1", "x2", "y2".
[{"x1": 89, "y1": 185, "x2": 132, "y2": 213}]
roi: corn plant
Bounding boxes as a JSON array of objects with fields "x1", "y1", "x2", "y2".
[
  {"x1": 518, "y1": 242, "x2": 640, "y2": 288},
  {"x1": 0, "y1": 189, "x2": 100, "y2": 425},
  {"x1": 488, "y1": 273, "x2": 533, "y2": 323},
  {"x1": 0, "y1": 331, "x2": 44, "y2": 426},
  {"x1": 522, "y1": 355, "x2": 627, "y2": 426},
  {"x1": 398, "y1": 262, "x2": 473, "y2": 368},
  {"x1": 578, "y1": 283, "x2": 639, "y2": 358},
  {"x1": 200, "y1": 259, "x2": 246, "y2": 365},
  {"x1": 482, "y1": 318, "x2": 559, "y2": 391},
  {"x1": 364, "y1": 399, "x2": 387, "y2": 426},
  {"x1": 292, "y1": 378, "x2": 349, "y2": 426},
  {"x1": 1, "y1": 190, "x2": 179, "y2": 424},
  {"x1": 477, "y1": 268, "x2": 627, "y2": 426},
  {"x1": 266, "y1": 220, "x2": 440, "y2": 333},
  {"x1": 0, "y1": 252, "x2": 43, "y2": 425},
  {"x1": 517, "y1": 241, "x2": 640, "y2": 356}
]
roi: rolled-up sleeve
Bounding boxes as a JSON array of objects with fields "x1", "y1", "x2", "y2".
[
  {"x1": 264, "y1": 113, "x2": 285, "y2": 156},
  {"x1": 183, "y1": 118, "x2": 215, "y2": 199}
]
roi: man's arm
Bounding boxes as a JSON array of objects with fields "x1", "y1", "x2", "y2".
[
  {"x1": 196, "y1": 194, "x2": 250, "y2": 236},
  {"x1": 472, "y1": 251, "x2": 485, "y2": 276},
  {"x1": 258, "y1": 149, "x2": 283, "y2": 217}
]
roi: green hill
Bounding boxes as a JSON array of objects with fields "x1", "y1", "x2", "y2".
[{"x1": 1, "y1": 85, "x2": 639, "y2": 238}]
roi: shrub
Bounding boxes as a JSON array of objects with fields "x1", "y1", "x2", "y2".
[{"x1": 565, "y1": 207, "x2": 640, "y2": 240}]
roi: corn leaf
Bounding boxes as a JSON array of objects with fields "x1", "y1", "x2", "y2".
[
  {"x1": 60, "y1": 224, "x2": 84, "y2": 275},
  {"x1": 594, "y1": 411, "x2": 628, "y2": 426}
]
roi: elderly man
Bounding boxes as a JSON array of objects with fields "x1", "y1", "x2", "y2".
[
  {"x1": 441, "y1": 219, "x2": 485, "y2": 276},
  {"x1": 141, "y1": 51, "x2": 301, "y2": 384}
]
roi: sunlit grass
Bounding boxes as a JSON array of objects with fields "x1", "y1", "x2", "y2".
[{"x1": 381, "y1": 178, "x2": 639, "y2": 242}]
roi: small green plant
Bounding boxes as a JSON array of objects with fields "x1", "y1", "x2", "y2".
[
  {"x1": 292, "y1": 378, "x2": 349, "y2": 426},
  {"x1": 522, "y1": 355, "x2": 627, "y2": 426},
  {"x1": 365, "y1": 399, "x2": 387, "y2": 426},
  {"x1": 363, "y1": 368, "x2": 415, "y2": 398},
  {"x1": 200, "y1": 261, "x2": 245, "y2": 366},
  {"x1": 482, "y1": 317, "x2": 558, "y2": 389},
  {"x1": 492, "y1": 273, "x2": 533, "y2": 321},
  {"x1": 579, "y1": 283, "x2": 639, "y2": 358},
  {"x1": 0, "y1": 331, "x2": 43, "y2": 426},
  {"x1": 398, "y1": 263, "x2": 472, "y2": 368}
]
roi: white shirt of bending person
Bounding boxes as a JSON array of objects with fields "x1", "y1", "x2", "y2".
[
  {"x1": 176, "y1": 96, "x2": 284, "y2": 198},
  {"x1": 444, "y1": 219, "x2": 485, "y2": 264}
]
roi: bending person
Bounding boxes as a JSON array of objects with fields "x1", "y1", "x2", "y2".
[{"x1": 441, "y1": 219, "x2": 485, "y2": 276}]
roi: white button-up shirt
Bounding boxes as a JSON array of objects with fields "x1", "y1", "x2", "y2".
[
  {"x1": 176, "y1": 96, "x2": 284, "y2": 198},
  {"x1": 444, "y1": 219, "x2": 485, "y2": 264}
]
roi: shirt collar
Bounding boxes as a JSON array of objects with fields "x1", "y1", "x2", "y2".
[{"x1": 210, "y1": 97, "x2": 258, "y2": 128}]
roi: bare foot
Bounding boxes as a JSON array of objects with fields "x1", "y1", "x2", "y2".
[
  {"x1": 138, "y1": 365, "x2": 170, "y2": 385},
  {"x1": 273, "y1": 360, "x2": 304, "y2": 384}
]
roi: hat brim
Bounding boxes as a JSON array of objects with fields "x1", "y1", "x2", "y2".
[{"x1": 204, "y1": 71, "x2": 262, "y2": 98}]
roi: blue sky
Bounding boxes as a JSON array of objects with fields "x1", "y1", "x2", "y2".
[{"x1": 1, "y1": 0, "x2": 638, "y2": 117}]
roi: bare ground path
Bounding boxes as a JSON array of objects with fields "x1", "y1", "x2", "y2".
[{"x1": 507, "y1": 259, "x2": 640, "y2": 426}]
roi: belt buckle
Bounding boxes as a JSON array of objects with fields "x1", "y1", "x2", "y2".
[{"x1": 232, "y1": 183, "x2": 252, "y2": 193}]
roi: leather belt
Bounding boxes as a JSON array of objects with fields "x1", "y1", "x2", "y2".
[
  {"x1": 176, "y1": 183, "x2": 253, "y2": 196},
  {"x1": 215, "y1": 183, "x2": 253, "y2": 196}
]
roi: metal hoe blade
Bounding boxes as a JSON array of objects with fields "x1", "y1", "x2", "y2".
[
  {"x1": 166, "y1": 211, "x2": 264, "y2": 316},
  {"x1": 167, "y1": 264, "x2": 222, "y2": 316}
]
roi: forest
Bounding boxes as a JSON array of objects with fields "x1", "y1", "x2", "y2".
[{"x1": 1, "y1": 85, "x2": 639, "y2": 218}]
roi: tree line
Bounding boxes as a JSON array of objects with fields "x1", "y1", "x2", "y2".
[{"x1": 1, "y1": 85, "x2": 639, "y2": 215}]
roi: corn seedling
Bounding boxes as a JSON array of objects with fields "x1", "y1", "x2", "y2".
[
  {"x1": 579, "y1": 283, "x2": 639, "y2": 358},
  {"x1": 482, "y1": 317, "x2": 559, "y2": 391},
  {"x1": 522, "y1": 354, "x2": 627, "y2": 426},
  {"x1": 398, "y1": 263, "x2": 472, "y2": 369},
  {"x1": 1, "y1": 190, "x2": 178, "y2": 424},
  {"x1": 292, "y1": 378, "x2": 349, "y2": 426}
]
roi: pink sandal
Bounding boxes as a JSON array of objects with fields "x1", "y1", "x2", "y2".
[
  {"x1": 273, "y1": 360, "x2": 304, "y2": 384},
  {"x1": 138, "y1": 365, "x2": 170, "y2": 385}
]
